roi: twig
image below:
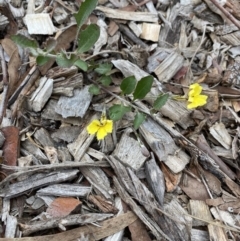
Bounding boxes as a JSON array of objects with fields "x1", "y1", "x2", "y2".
[
  {"x1": 207, "y1": 0, "x2": 240, "y2": 29},
  {"x1": 0, "y1": 45, "x2": 9, "y2": 125}
]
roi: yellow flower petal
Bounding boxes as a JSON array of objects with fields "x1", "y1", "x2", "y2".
[
  {"x1": 96, "y1": 127, "x2": 108, "y2": 140},
  {"x1": 87, "y1": 120, "x2": 101, "y2": 134},
  {"x1": 189, "y1": 83, "x2": 202, "y2": 97},
  {"x1": 103, "y1": 120, "x2": 113, "y2": 133},
  {"x1": 187, "y1": 94, "x2": 208, "y2": 109}
]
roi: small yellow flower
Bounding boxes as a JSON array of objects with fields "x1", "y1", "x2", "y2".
[
  {"x1": 87, "y1": 115, "x2": 113, "y2": 140},
  {"x1": 187, "y1": 83, "x2": 208, "y2": 109}
]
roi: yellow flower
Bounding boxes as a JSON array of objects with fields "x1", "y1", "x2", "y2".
[
  {"x1": 187, "y1": 83, "x2": 208, "y2": 109},
  {"x1": 87, "y1": 115, "x2": 113, "y2": 140}
]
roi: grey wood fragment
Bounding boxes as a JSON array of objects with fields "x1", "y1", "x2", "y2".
[
  {"x1": 112, "y1": 132, "x2": 147, "y2": 170},
  {"x1": 21, "y1": 213, "x2": 113, "y2": 236},
  {"x1": 80, "y1": 154, "x2": 114, "y2": 200},
  {"x1": 145, "y1": 155, "x2": 165, "y2": 206},
  {"x1": 34, "y1": 128, "x2": 55, "y2": 147},
  {"x1": 30, "y1": 77, "x2": 53, "y2": 112},
  {"x1": 191, "y1": 229, "x2": 209, "y2": 241},
  {"x1": 51, "y1": 126, "x2": 81, "y2": 143},
  {"x1": 140, "y1": 117, "x2": 189, "y2": 173},
  {"x1": 55, "y1": 86, "x2": 92, "y2": 118},
  {"x1": 0, "y1": 169, "x2": 79, "y2": 199},
  {"x1": 57, "y1": 146, "x2": 73, "y2": 162},
  {"x1": 21, "y1": 139, "x2": 48, "y2": 163},
  {"x1": 37, "y1": 184, "x2": 91, "y2": 197},
  {"x1": 154, "y1": 51, "x2": 184, "y2": 83},
  {"x1": 0, "y1": 130, "x2": 5, "y2": 147},
  {"x1": 1, "y1": 198, "x2": 10, "y2": 223},
  {"x1": 0, "y1": 14, "x2": 9, "y2": 30},
  {"x1": 5, "y1": 214, "x2": 17, "y2": 238}
]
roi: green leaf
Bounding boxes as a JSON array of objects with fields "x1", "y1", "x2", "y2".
[
  {"x1": 89, "y1": 84, "x2": 100, "y2": 95},
  {"x1": 109, "y1": 104, "x2": 131, "y2": 121},
  {"x1": 120, "y1": 76, "x2": 137, "y2": 95},
  {"x1": 78, "y1": 24, "x2": 100, "y2": 53},
  {"x1": 99, "y1": 75, "x2": 112, "y2": 86},
  {"x1": 153, "y1": 93, "x2": 169, "y2": 110},
  {"x1": 133, "y1": 76, "x2": 154, "y2": 100},
  {"x1": 95, "y1": 63, "x2": 113, "y2": 75},
  {"x1": 133, "y1": 112, "x2": 146, "y2": 130},
  {"x1": 74, "y1": 59, "x2": 88, "y2": 71},
  {"x1": 36, "y1": 56, "x2": 51, "y2": 66},
  {"x1": 56, "y1": 53, "x2": 78, "y2": 67},
  {"x1": 11, "y1": 34, "x2": 38, "y2": 49},
  {"x1": 74, "y1": 0, "x2": 98, "y2": 28}
]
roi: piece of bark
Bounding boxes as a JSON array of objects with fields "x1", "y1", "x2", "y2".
[
  {"x1": 80, "y1": 154, "x2": 114, "y2": 200},
  {"x1": 30, "y1": 77, "x2": 53, "y2": 112},
  {"x1": 55, "y1": 86, "x2": 92, "y2": 118},
  {"x1": 209, "y1": 122, "x2": 232, "y2": 149},
  {"x1": 140, "y1": 23, "x2": 161, "y2": 42},
  {"x1": 34, "y1": 128, "x2": 55, "y2": 147},
  {"x1": 208, "y1": 221, "x2": 228, "y2": 241},
  {"x1": 1, "y1": 211, "x2": 137, "y2": 241},
  {"x1": 37, "y1": 184, "x2": 91, "y2": 197},
  {"x1": 154, "y1": 50, "x2": 184, "y2": 83},
  {"x1": 0, "y1": 14, "x2": 9, "y2": 30},
  {"x1": 25, "y1": 13, "x2": 56, "y2": 35},
  {"x1": 88, "y1": 195, "x2": 118, "y2": 214},
  {"x1": 112, "y1": 132, "x2": 147, "y2": 170},
  {"x1": 44, "y1": 146, "x2": 59, "y2": 164},
  {"x1": 1, "y1": 126, "x2": 19, "y2": 178},
  {"x1": 189, "y1": 200, "x2": 213, "y2": 226},
  {"x1": 145, "y1": 154, "x2": 165, "y2": 206},
  {"x1": 159, "y1": 98, "x2": 195, "y2": 129},
  {"x1": 140, "y1": 117, "x2": 190, "y2": 173},
  {"x1": 20, "y1": 213, "x2": 113, "y2": 236},
  {"x1": 96, "y1": 6, "x2": 158, "y2": 22},
  {"x1": 0, "y1": 169, "x2": 79, "y2": 199},
  {"x1": 191, "y1": 229, "x2": 209, "y2": 241},
  {"x1": 0, "y1": 130, "x2": 5, "y2": 147},
  {"x1": 122, "y1": 201, "x2": 152, "y2": 241},
  {"x1": 210, "y1": 207, "x2": 236, "y2": 226},
  {"x1": 5, "y1": 214, "x2": 17, "y2": 238}
]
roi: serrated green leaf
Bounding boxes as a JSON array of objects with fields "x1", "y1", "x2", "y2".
[
  {"x1": 133, "y1": 112, "x2": 146, "y2": 130},
  {"x1": 36, "y1": 56, "x2": 51, "y2": 66},
  {"x1": 11, "y1": 34, "x2": 38, "y2": 49},
  {"x1": 95, "y1": 63, "x2": 113, "y2": 75},
  {"x1": 89, "y1": 84, "x2": 100, "y2": 95},
  {"x1": 153, "y1": 93, "x2": 169, "y2": 110},
  {"x1": 133, "y1": 76, "x2": 154, "y2": 100},
  {"x1": 56, "y1": 53, "x2": 78, "y2": 67},
  {"x1": 78, "y1": 24, "x2": 100, "y2": 53},
  {"x1": 74, "y1": 59, "x2": 88, "y2": 71},
  {"x1": 99, "y1": 75, "x2": 112, "y2": 86},
  {"x1": 74, "y1": 0, "x2": 98, "y2": 28},
  {"x1": 109, "y1": 104, "x2": 131, "y2": 121},
  {"x1": 120, "y1": 76, "x2": 137, "y2": 95}
]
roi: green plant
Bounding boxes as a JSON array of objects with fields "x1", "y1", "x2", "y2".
[{"x1": 12, "y1": 0, "x2": 170, "y2": 134}]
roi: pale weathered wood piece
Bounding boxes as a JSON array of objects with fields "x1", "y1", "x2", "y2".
[
  {"x1": 34, "y1": 128, "x2": 55, "y2": 147},
  {"x1": 20, "y1": 213, "x2": 114, "y2": 236},
  {"x1": 21, "y1": 139, "x2": 48, "y2": 162},
  {"x1": 160, "y1": 99, "x2": 195, "y2": 129},
  {"x1": 96, "y1": 6, "x2": 158, "y2": 23},
  {"x1": 0, "y1": 169, "x2": 79, "y2": 199},
  {"x1": 140, "y1": 23, "x2": 161, "y2": 42},
  {"x1": 36, "y1": 184, "x2": 91, "y2": 197},
  {"x1": 112, "y1": 132, "x2": 147, "y2": 170},
  {"x1": 0, "y1": 14, "x2": 9, "y2": 30},
  {"x1": 209, "y1": 122, "x2": 232, "y2": 149},
  {"x1": 30, "y1": 77, "x2": 53, "y2": 112},
  {"x1": 164, "y1": 198, "x2": 192, "y2": 241},
  {"x1": 145, "y1": 155, "x2": 165, "y2": 206},
  {"x1": 51, "y1": 126, "x2": 81, "y2": 143},
  {"x1": 0, "y1": 130, "x2": 5, "y2": 147},
  {"x1": 80, "y1": 154, "x2": 114, "y2": 200},
  {"x1": 191, "y1": 229, "x2": 210, "y2": 241},
  {"x1": 87, "y1": 147, "x2": 105, "y2": 161},
  {"x1": 113, "y1": 176, "x2": 168, "y2": 241},
  {"x1": 55, "y1": 86, "x2": 92, "y2": 118},
  {"x1": 140, "y1": 117, "x2": 190, "y2": 173},
  {"x1": 52, "y1": 87, "x2": 74, "y2": 96},
  {"x1": 189, "y1": 200, "x2": 213, "y2": 227},
  {"x1": 154, "y1": 51, "x2": 184, "y2": 83},
  {"x1": 208, "y1": 222, "x2": 228, "y2": 241},
  {"x1": 24, "y1": 13, "x2": 56, "y2": 35},
  {"x1": 4, "y1": 214, "x2": 17, "y2": 238}
]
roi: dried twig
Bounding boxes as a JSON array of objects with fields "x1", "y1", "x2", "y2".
[{"x1": 0, "y1": 45, "x2": 9, "y2": 126}]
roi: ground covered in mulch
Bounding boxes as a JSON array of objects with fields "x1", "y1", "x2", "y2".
[{"x1": 1, "y1": 0, "x2": 240, "y2": 240}]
